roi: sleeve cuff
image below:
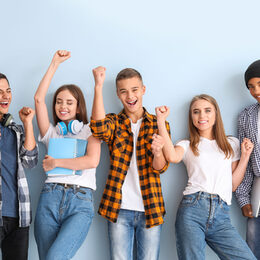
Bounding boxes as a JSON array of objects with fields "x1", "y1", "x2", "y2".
[
  {"x1": 236, "y1": 196, "x2": 251, "y2": 208},
  {"x1": 153, "y1": 161, "x2": 169, "y2": 174}
]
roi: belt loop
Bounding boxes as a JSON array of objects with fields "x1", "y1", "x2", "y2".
[
  {"x1": 53, "y1": 183, "x2": 57, "y2": 191},
  {"x1": 197, "y1": 191, "x2": 202, "y2": 200}
]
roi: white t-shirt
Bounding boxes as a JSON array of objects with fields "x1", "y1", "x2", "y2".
[
  {"x1": 39, "y1": 123, "x2": 97, "y2": 190},
  {"x1": 120, "y1": 118, "x2": 145, "y2": 212},
  {"x1": 176, "y1": 136, "x2": 240, "y2": 205}
]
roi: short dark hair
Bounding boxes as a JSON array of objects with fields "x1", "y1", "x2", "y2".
[
  {"x1": 52, "y1": 84, "x2": 88, "y2": 125},
  {"x1": 116, "y1": 68, "x2": 142, "y2": 87},
  {"x1": 0, "y1": 73, "x2": 10, "y2": 86}
]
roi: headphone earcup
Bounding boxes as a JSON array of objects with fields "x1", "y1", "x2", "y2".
[
  {"x1": 68, "y1": 120, "x2": 84, "y2": 135},
  {"x1": 2, "y1": 113, "x2": 13, "y2": 127},
  {"x1": 56, "y1": 122, "x2": 68, "y2": 136}
]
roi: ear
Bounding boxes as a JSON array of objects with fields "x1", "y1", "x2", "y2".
[{"x1": 142, "y1": 85, "x2": 146, "y2": 95}]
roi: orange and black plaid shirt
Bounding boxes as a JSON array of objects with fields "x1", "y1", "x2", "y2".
[{"x1": 90, "y1": 108, "x2": 170, "y2": 228}]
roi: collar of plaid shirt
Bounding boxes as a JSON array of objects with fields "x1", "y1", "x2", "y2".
[{"x1": 97, "y1": 108, "x2": 169, "y2": 228}]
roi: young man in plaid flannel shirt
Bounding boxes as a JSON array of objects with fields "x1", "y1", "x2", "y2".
[
  {"x1": 0, "y1": 73, "x2": 38, "y2": 260},
  {"x1": 235, "y1": 60, "x2": 260, "y2": 259},
  {"x1": 90, "y1": 66, "x2": 170, "y2": 260}
]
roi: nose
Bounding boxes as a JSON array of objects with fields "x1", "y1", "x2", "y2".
[{"x1": 127, "y1": 91, "x2": 133, "y2": 99}]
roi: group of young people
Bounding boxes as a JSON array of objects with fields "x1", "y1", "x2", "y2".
[{"x1": 0, "y1": 50, "x2": 260, "y2": 260}]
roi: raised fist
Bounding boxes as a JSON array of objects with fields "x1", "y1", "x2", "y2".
[
  {"x1": 92, "y1": 66, "x2": 106, "y2": 87},
  {"x1": 155, "y1": 106, "x2": 170, "y2": 121},
  {"x1": 19, "y1": 107, "x2": 35, "y2": 124},
  {"x1": 52, "y1": 50, "x2": 71, "y2": 65}
]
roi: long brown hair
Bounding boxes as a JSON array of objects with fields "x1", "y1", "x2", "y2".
[
  {"x1": 52, "y1": 84, "x2": 88, "y2": 125},
  {"x1": 188, "y1": 94, "x2": 233, "y2": 158}
]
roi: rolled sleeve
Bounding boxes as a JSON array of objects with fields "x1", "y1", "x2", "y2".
[
  {"x1": 90, "y1": 114, "x2": 116, "y2": 143},
  {"x1": 153, "y1": 161, "x2": 169, "y2": 174},
  {"x1": 19, "y1": 144, "x2": 38, "y2": 169}
]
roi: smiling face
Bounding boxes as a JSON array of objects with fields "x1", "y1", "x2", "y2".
[
  {"x1": 55, "y1": 89, "x2": 78, "y2": 124},
  {"x1": 247, "y1": 77, "x2": 260, "y2": 102},
  {"x1": 0, "y1": 78, "x2": 12, "y2": 119},
  {"x1": 116, "y1": 77, "x2": 146, "y2": 122},
  {"x1": 191, "y1": 99, "x2": 216, "y2": 139}
]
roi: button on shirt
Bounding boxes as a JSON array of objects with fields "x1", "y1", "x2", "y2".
[{"x1": 90, "y1": 109, "x2": 170, "y2": 228}]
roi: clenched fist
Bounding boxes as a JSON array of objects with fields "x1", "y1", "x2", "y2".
[{"x1": 93, "y1": 66, "x2": 106, "y2": 87}]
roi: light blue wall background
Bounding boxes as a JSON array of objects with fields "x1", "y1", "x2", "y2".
[{"x1": 1, "y1": 0, "x2": 260, "y2": 259}]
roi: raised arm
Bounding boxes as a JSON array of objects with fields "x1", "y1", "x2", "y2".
[
  {"x1": 91, "y1": 66, "x2": 106, "y2": 120},
  {"x1": 19, "y1": 107, "x2": 36, "y2": 151},
  {"x1": 34, "y1": 50, "x2": 71, "y2": 137},
  {"x1": 42, "y1": 135, "x2": 101, "y2": 171},
  {"x1": 232, "y1": 138, "x2": 254, "y2": 192},
  {"x1": 156, "y1": 106, "x2": 184, "y2": 163}
]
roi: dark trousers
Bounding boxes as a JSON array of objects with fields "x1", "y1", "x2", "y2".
[{"x1": 0, "y1": 217, "x2": 29, "y2": 260}]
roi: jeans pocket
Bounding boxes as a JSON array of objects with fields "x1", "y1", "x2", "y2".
[
  {"x1": 40, "y1": 183, "x2": 52, "y2": 194},
  {"x1": 75, "y1": 188, "x2": 93, "y2": 202},
  {"x1": 220, "y1": 200, "x2": 230, "y2": 213},
  {"x1": 179, "y1": 194, "x2": 198, "y2": 207}
]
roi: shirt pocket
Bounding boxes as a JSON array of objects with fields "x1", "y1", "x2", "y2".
[{"x1": 112, "y1": 130, "x2": 127, "y2": 154}]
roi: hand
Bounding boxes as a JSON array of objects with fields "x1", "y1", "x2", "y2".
[
  {"x1": 241, "y1": 204, "x2": 253, "y2": 218},
  {"x1": 92, "y1": 66, "x2": 106, "y2": 87},
  {"x1": 155, "y1": 106, "x2": 170, "y2": 122},
  {"x1": 51, "y1": 50, "x2": 71, "y2": 65},
  {"x1": 42, "y1": 155, "x2": 56, "y2": 171},
  {"x1": 151, "y1": 134, "x2": 165, "y2": 157},
  {"x1": 19, "y1": 107, "x2": 35, "y2": 125},
  {"x1": 241, "y1": 138, "x2": 254, "y2": 158}
]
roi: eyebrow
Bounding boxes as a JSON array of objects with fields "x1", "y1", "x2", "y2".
[
  {"x1": 248, "y1": 81, "x2": 260, "y2": 86},
  {"x1": 193, "y1": 107, "x2": 212, "y2": 111},
  {"x1": 56, "y1": 98, "x2": 75, "y2": 102}
]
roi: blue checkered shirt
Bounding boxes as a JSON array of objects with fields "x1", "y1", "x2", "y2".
[
  {"x1": 235, "y1": 103, "x2": 260, "y2": 208},
  {"x1": 0, "y1": 122, "x2": 38, "y2": 227}
]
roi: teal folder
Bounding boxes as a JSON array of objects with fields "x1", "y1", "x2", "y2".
[{"x1": 47, "y1": 138, "x2": 87, "y2": 176}]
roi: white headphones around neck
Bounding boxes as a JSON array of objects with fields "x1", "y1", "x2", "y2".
[{"x1": 55, "y1": 120, "x2": 83, "y2": 136}]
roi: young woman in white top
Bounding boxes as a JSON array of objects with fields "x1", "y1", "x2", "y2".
[
  {"x1": 34, "y1": 50, "x2": 101, "y2": 260},
  {"x1": 152, "y1": 94, "x2": 256, "y2": 260}
]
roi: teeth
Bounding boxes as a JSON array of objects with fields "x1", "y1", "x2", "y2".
[
  {"x1": 199, "y1": 120, "x2": 207, "y2": 123},
  {"x1": 0, "y1": 102, "x2": 8, "y2": 105},
  {"x1": 60, "y1": 111, "x2": 68, "y2": 115},
  {"x1": 128, "y1": 100, "x2": 136, "y2": 105}
]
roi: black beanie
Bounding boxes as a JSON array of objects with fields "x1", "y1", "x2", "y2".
[{"x1": 244, "y1": 60, "x2": 260, "y2": 88}]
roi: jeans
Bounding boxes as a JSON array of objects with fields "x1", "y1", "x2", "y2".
[
  {"x1": 108, "y1": 209, "x2": 162, "y2": 260},
  {"x1": 247, "y1": 216, "x2": 260, "y2": 259},
  {"x1": 175, "y1": 192, "x2": 256, "y2": 260},
  {"x1": 34, "y1": 183, "x2": 94, "y2": 260},
  {"x1": 0, "y1": 217, "x2": 29, "y2": 260}
]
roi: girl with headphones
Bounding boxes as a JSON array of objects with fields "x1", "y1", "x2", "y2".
[{"x1": 34, "y1": 50, "x2": 101, "y2": 260}]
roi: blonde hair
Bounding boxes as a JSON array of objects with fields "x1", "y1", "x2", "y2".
[{"x1": 188, "y1": 94, "x2": 233, "y2": 158}]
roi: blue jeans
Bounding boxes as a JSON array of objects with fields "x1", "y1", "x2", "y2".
[
  {"x1": 108, "y1": 209, "x2": 162, "y2": 260},
  {"x1": 247, "y1": 216, "x2": 260, "y2": 259},
  {"x1": 175, "y1": 192, "x2": 256, "y2": 260},
  {"x1": 34, "y1": 183, "x2": 94, "y2": 260}
]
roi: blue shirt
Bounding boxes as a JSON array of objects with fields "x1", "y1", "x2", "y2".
[
  {"x1": 0, "y1": 122, "x2": 38, "y2": 227},
  {"x1": 0, "y1": 124, "x2": 18, "y2": 217}
]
